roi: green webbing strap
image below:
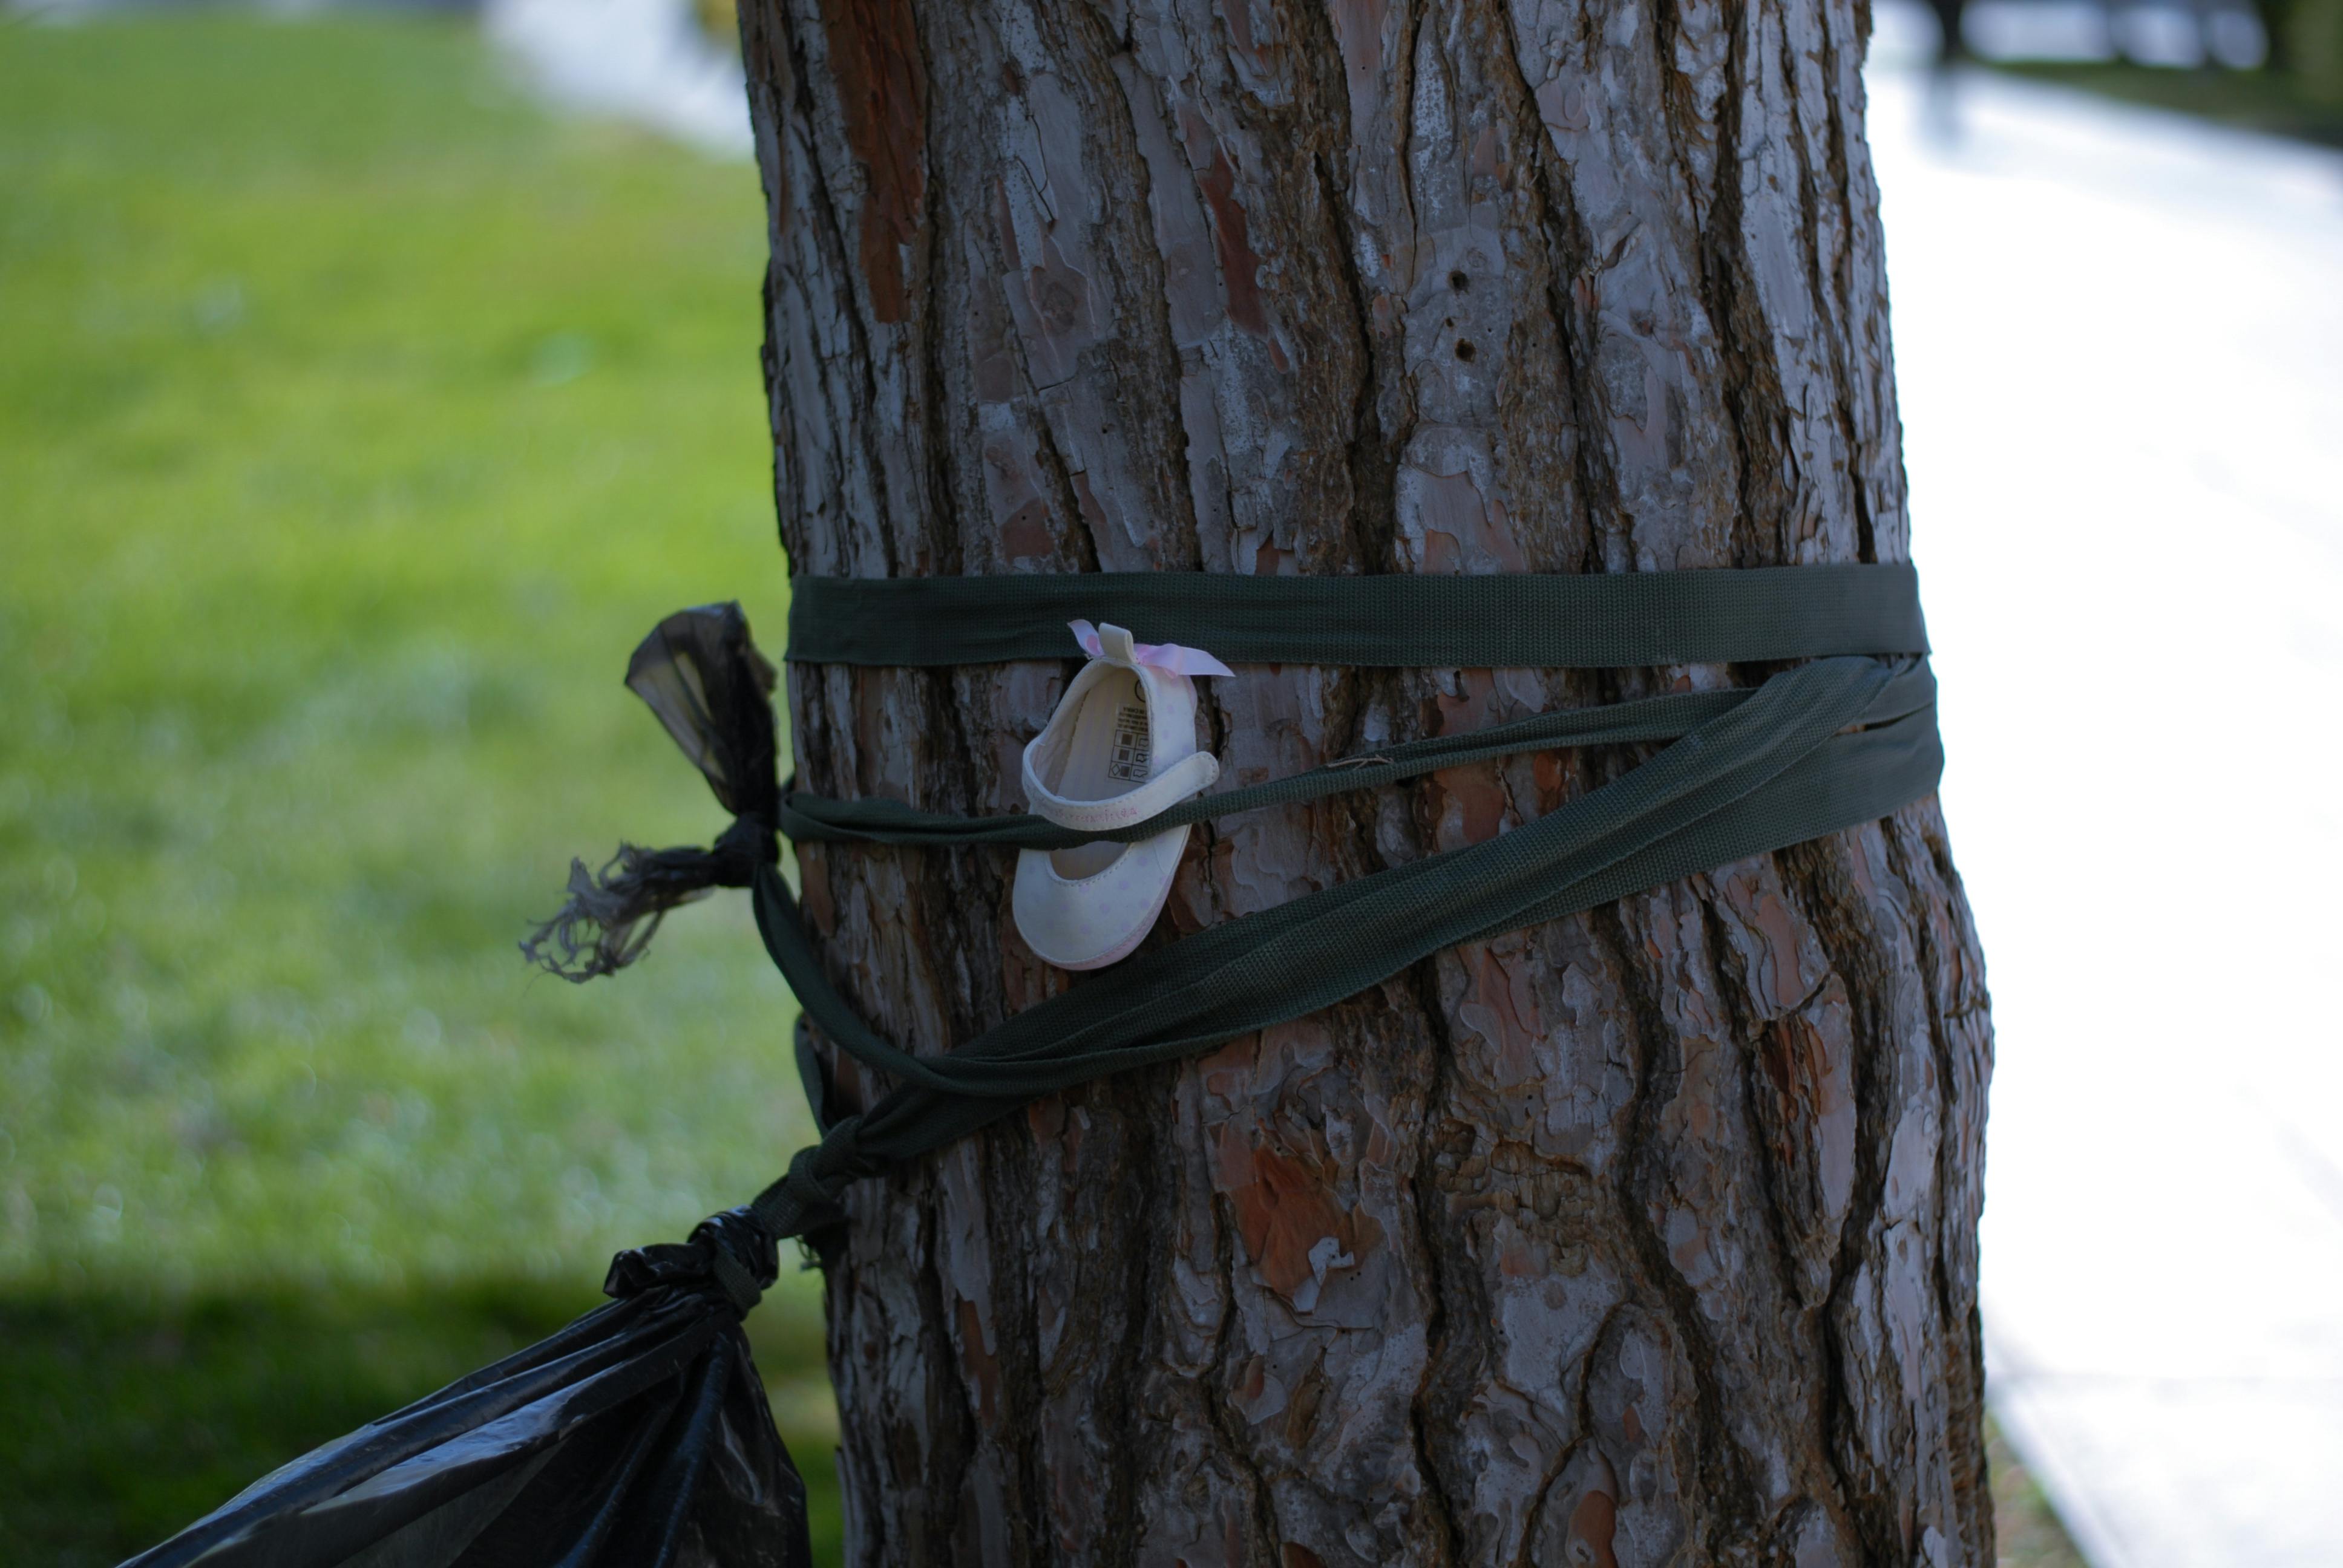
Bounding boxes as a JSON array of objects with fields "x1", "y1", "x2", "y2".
[
  {"x1": 621, "y1": 565, "x2": 1947, "y2": 1244},
  {"x1": 787, "y1": 562, "x2": 1928, "y2": 668},
  {"x1": 778, "y1": 661, "x2": 1938, "y2": 850},
  {"x1": 735, "y1": 650, "x2": 1944, "y2": 1241}
]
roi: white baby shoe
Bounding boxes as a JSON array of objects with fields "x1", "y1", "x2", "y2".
[{"x1": 1012, "y1": 621, "x2": 1231, "y2": 970}]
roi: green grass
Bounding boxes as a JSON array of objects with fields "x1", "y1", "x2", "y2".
[{"x1": 0, "y1": 11, "x2": 838, "y2": 1561}]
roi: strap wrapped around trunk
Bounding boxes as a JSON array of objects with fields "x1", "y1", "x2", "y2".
[
  {"x1": 787, "y1": 561, "x2": 1928, "y2": 668},
  {"x1": 537, "y1": 566, "x2": 1945, "y2": 1258}
]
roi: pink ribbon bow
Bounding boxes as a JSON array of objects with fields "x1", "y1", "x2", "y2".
[{"x1": 1069, "y1": 619, "x2": 1234, "y2": 679}]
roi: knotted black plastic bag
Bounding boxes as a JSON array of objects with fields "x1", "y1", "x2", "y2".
[
  {"x1": 523, "y1": 604, "x2": 781, "y2": 981},
  {"x1": 122, "y1": 1211, "x2": 811, "y2": 1568}
]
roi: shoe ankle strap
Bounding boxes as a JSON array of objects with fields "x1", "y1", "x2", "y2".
[{"x1": 1023, "y1": 748, "x2": 1220, "y2": 832}]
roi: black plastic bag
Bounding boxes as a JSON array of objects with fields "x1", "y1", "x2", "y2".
[{"x1": 121, "y1": 1211, "x2": 812, "y2": 1568}]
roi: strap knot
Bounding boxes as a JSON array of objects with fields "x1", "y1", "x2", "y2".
[
  {"x1": 524, "y1": 603, "x2": 782, "y2": 982},
  {"x1": 743, "y1": 1115, "x2": 878, "y2": 1257},
  {"x1": 602, "y1": 1203, "x2": 782, "y2": 1318},
  {"x1": 710, "y1": 812, "x2": 779, "y2": 883}
]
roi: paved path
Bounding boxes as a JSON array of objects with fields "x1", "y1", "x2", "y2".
[
  {"x1": 1866, "y1": 27, "x2": 2343, "y2": 1568},
  {"x1": 493, "y1": 11, "x2": 2343, "y2": 1561}
]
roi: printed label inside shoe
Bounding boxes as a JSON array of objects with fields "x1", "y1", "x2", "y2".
[{"x1": 1107, "y1": 702, "x2": 1150, "y2": 783}]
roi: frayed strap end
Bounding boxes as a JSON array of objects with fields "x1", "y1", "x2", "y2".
[
  {"x1": 521, "y1": 820, "x2": 778, "y2": 982},
  {"x1": 520, "y1": 844, "x2": 698, "y2": 982}
]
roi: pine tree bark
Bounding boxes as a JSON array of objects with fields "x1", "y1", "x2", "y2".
[{"x1": 738, "y1": 2, "x2": 1993, "y2": 1563}]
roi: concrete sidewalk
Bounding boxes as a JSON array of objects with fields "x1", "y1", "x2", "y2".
[{"x1": 1866, "y1": 34, "x2": 2343, "y2": 1568}]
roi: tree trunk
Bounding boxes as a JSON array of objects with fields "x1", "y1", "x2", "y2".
[{"x1": 738, "y1": 1, "x2": 1994, "y2": 1563}]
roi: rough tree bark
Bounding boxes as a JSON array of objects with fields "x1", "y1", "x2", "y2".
[{"x1": 738, "y1": 1, "x2": 1993, "y2": 1563}]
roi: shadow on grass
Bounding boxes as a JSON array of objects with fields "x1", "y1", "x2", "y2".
[{"x1": 0, "y1": 1277, "x2": 842, "y2": 1566}]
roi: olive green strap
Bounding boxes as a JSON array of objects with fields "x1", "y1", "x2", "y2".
[
  {"x1": 575, "y1": 570, "x2": 1945, "y2": 1248},
  {"x1": 785, "y1": 563, "x2": 1928, "y2": 668},
  {"x1": 744, "y1": 655, "x2": 1941, "y2": 1238},
  {"x1": 779, "y1": 661, "x2": 1937, "y2": 851}
]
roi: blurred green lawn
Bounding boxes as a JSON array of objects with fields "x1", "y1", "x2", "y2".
[
  {"x1": 0, "y1": 13, "x2": 837, "y2": 1562},
  {"x1": 0, "y1": 11, "x2": 2085, "y2": 1567}
]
